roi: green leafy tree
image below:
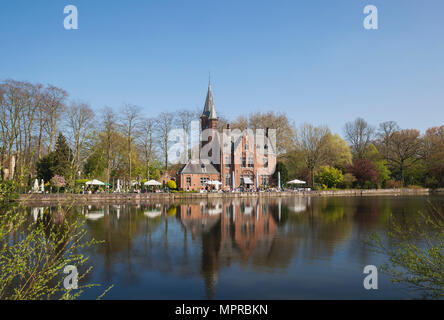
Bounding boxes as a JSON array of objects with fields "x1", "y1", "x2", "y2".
[
  {"x1": 53, "y1": 133, "x2": 74, "y2": 180},
  {"x1": 36, "y1": 152, "x2": 57, "y2": 183},
  {"x1": 273, "y1": 162, "x2": 288, "y2": 188},
  {"x1": 316, "y1": 166, "x2": 344, "y2": 189},
  {"x1": 363, "y1": 144, "x2": 382, "y2": 163},
  {"x1": 280, "y1": 149, "x2": 308, "y2": 184},
  {"x1": 84, "y1": 151, "x2": 106, "y2": 178},
  {"x1": 375, "y1": 160, "x2": 391, "y2": 188},
  {"x1": 423, "y1": 126, "x2": 444, "y2": 188},
  {"x1": 343, "y1": 173, "x2": 357, "y2": 189},
  {"x1": 325, "y1": 133, "x2": 353, "y2": 170},
  {"x1": 369, "y1": 204, "x2": 444, "y2": 299},
  {"x1": 0, "y1": 183, "x2": 112, "y2": 299},
  {"x1": 36, "y1": 134, "x2": 73, "y2": 185}
]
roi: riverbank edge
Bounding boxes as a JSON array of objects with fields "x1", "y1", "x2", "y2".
[{"x1": 17, "y1": 188, "x2": 444, "y2": 205}]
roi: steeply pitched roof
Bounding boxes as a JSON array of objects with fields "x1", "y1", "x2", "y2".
[
  {"x1": 201, "y1": 84, "x2": 217, "y2": 120},
  {"x1": 179, "y1": 160, "x2": 220, "y2": 175}
]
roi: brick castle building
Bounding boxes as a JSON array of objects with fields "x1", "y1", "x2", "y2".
[{"x1": 177, "y1": 84, "x2": 277, "y2": 191}]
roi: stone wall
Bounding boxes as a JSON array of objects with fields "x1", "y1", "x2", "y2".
[{"x1": 17, "y1": 188, "x2": 441, "y2": 205}]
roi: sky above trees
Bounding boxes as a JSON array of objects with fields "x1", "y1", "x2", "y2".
[{"x1": 0, "y1": 1, "x2": 443, "y2": 135}]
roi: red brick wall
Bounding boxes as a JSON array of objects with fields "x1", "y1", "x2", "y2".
[{"x1": 179, "y1": 173, "x2": 220, "y2": 191}]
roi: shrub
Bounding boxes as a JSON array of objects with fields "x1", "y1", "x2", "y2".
[
  {"x1": 0, "y1": 181, "x2": 18, "y2": 206},
  {"x1": 75, "y1": 179, "x2": 90, "y2": 185},
  {"x1": 425, "y1": 177, "x2": 439, "y2": 189},
  {"x1": 407, "y1": 185, "x2": 425, "y2": 189},
  {"x1": 0, "y1": 203, "x2": 112, "y2": 299},
  {"x1": 315, "y1": 166, "x2": 343, "y2": 189},
  {"x1": 386, "y1": 179, "x2": 402, "y2": 189},
  {"x1": 369, "y1": 203, "x2": 444, "y2": 299},
  {"x1": 347, "y1": 159, "x2": 378, "y2": 188},
  {"x1": 51, "y1": 175, "x2": 66, "y2": 188},
  {"x1": 166, "y1": 180, "x2": 177, "y2": 190},
  {"x1": 375, "y1": 160, "x2": 391, "y2": 188},
  {"x1": 342, "y1": 173, "x2": 357, "y2": 189}
]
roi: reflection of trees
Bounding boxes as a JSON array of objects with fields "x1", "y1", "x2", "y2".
[
  {"x1": 24, "y1": 195, "x2": 431, "y2": 299},
  {"x1": 82, "y1": 204, "x2": 163, "y2": 283},
  {"x1": 200, "y1": 221, "x2": 221, "y2": 300},
  {"x1": 275, "y1": 197, "x2": 354, "y2": 263},
  {"x1": 308, "y1": 198, "x2": 353, "y2": 259}
]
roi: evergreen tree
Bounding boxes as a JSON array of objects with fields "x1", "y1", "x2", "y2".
[
  {"x1": 53, "y1": 133, "x2": 73, "y2": 179},
  {"x1": 36, "y1": 152, "x2": 57, "y2": 183},
  {"x1": 273, "y1": 162, "x2": 288, "y2": 187},
  {"x1": 36, "y1": 134, "x2": 73, "y2": 183}
]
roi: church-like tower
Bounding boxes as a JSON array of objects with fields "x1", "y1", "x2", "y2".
[
  {"x1": 201, "y1": 84, "x2": 218, "y2": 130},
  {"x1": 200, "y1": 84, "x2": 218, "y2": 154}
]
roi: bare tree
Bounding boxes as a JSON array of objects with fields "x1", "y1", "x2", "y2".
[
  {"x1": 139, "y1": 117, "x2": 156, "y2": 179},
  {"x1": 43, "y1": 85, "x2": 68, "y2": 153},
  {"x1": 0, "y1": 80, "x2": 30, "y2": 180},
  {"x1": 296, "y1": 123, "x2": 330, "y2": 187},
  {"x1": 0, "y1": 81, "x2": 49, "y2": 181},
  {"x1": 248, "y1": 111, "x2": 295, "y2": 155},
  {"x1": 156, "y1": 112, "x2": 174, "y2": 172},
  {"x1": 102, "y1": 107, "x2": 117, "y2": 184},
  {"x1": 121, "y1": 104, "x2": 140, "y2": 182},
  {"x1": 344, "y1": 117, "x2": 375, "y2": 159},
  {"x1": 231, "y1": 115, "x2": 249, "y2": 131},
  {"x1": 376, "y1": 121, "x2": 400, "y2": 161},
  {"x1": 66, "y1": 102, "x2": 95, "y2": 180},
  {"x1": 176, "y1": 110, "x2": 195, "y2": 163},
  {"x1": 386, "y1": 129, "x2": 422, "y2": 186},
  {"x1": 32, "y1": 84, "x2": 46, "y2": 162}
]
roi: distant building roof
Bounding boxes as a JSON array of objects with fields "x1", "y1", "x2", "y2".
[
  {"x1": 179, "y1": 160, "x2": 220, "y2": 175},
  {"x1": 201, "y1": 84, "x2": 217, "y2": 120}
]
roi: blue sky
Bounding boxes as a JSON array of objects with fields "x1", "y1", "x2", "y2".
[{"x1": 1, "y1": 0, "x2": 443, "y2": 135}]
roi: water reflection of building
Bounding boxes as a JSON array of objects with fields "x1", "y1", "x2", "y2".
[
  {"x1": 220, "y1": 200, "x2": 277, "y2": 259},
  {"x1": 28, "y1": 197, "x2": 384, "y2": 299},
  {"x1": 178, "y1": 199, "x2": 278, "y2": 298},
  {"x1": 179, "y1": 201, "x2": 221, "y2": 241},
  {"x1": 179, "y1": 200, "x2": 277, "y2": 254}
]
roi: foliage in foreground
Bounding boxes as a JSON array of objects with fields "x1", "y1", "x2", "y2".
[
  {"x1": 369, "y1": 203, "x2": 444, "y2": 299},
  {"x1": 0, "y1": 186, "x2": 111, "y2": 300}
]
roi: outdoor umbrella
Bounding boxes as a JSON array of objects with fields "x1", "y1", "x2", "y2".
[
  {"x1": 85, "y1": 179, "x2": 105, "y2": 186},
  {"x1": 206, "y1": 180, "x2": 222, "y2": 186},
  {"x1": 144, "y1": 180, "x2": 162, "y2": 186},
  {"x1": 206, "y1": 180, "x2": 222, "y2": 190},
  {"x1": 287, "y1": 179, "x2": 306, "y2": 185}
]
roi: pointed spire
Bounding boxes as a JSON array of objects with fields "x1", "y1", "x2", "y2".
[
  {"x1": 202, "y1": 82, "x2": 217, "y2": 120},
  {"x1": 209, "y1": 104, "x2": 217, "y2": 120}
]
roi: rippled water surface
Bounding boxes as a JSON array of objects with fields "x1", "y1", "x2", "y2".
[{"x1": 26, "y1": 195, "x2": 444, "y2": 299}]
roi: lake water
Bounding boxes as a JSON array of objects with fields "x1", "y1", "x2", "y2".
[{"x1": 26, "y1": 195, "x2": 444, "y2": 299}]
